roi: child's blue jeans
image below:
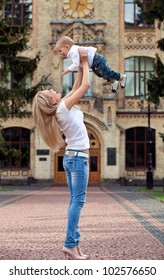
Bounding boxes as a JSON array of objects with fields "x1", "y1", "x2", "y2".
[
  {"x1": 91, "y1": 53, "x2": 120, "y2": 81},
  {"x1": 63, "y1": 154, "x2": 89, "y2": 248}
]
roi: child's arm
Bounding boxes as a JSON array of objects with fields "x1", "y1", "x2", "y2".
[
  {"x1": 62, "y1": 47, "x2": 81, "y2": 76},
  {"x1": 61, "y1": 48, "x2": 80, "y2": 77},
  {"x1": 61, "y1": 68, "x2": 71, "y2": 77},
  {"x1": 61, "y1": 61, "x2": 79, "y2": 77}
]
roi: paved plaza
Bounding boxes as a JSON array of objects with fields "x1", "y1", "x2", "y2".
[{"x1": 0, "y1": 184, "x2": 163, "y2": 260}]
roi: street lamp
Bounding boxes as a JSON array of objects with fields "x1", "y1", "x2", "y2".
[{"x1": 140, "y1": 94, "x2": 154, "y2": 189}]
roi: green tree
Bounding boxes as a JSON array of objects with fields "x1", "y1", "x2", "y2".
[
  {"x1": 0, "y1": 0, "x2": 46, "y2": 120},
  {"x1": 0, "y1": 131, "x2": 8, "y2": 160},
  {"x1": 137, "y1": 0, "x2": 164, "y2": 103}
]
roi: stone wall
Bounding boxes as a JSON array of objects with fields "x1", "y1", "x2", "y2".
[{"x1": 0, "y1": 0, "x2": 163, "y2": 184}]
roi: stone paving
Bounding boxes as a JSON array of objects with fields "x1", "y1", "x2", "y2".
[{"x1": 0, "y1": 184, "x2": 163, "y2": 260}]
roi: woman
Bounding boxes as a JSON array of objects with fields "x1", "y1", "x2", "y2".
[{"x1": 32, "y1": 49, "x2": 90, "y2": 260}]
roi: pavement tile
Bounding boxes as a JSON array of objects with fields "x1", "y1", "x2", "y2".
[{"x1": 0, "y1": 185, "x2": 163, "y2": 260}]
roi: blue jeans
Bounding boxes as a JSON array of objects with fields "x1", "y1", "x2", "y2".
[
  {"x1": 63, "y1": 154, "x2": 89, "y2": 248},
  {"x1": 91, "y1": 53, "x2": 120, "y2": 81}
]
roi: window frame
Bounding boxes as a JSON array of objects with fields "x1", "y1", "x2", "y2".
[
  {"x1": 1, "y1": 127, "x2": 31, "y2": 170},
  {"x1": 124, "y1": 0, "x2": 154, "y2": 28},
  {"x1": 125, "y1": 56, "x2": 154, "y2": 97},
  {"x1": 10, "y1": 71, "x2": 32, "y2": 90},
  {"x1": 4, "y1": 0, "x2": 32, "y2": 26},
  {"x1": 2, "y1": 57, "x2": 32, "y2": 90},
  {"x1": 125, "y1": 127, "x2": 156, "y2": 170}
]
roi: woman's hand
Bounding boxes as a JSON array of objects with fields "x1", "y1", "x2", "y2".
[{"x1": 78, "y1": 48, "x2": 88, "y2": 65}]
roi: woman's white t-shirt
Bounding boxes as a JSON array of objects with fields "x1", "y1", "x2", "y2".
[{"x1": 56, "y1": 100, "x2": 90, "y2": 150}]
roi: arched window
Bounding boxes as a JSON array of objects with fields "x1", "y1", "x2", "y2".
[
  {"x1": 125, "y1": 57, "x2": 154, "y2": 97},
  {"x1": 4, "y1": 0, "x2": 32, "y2": 25},
  {"x1": 124, "y1": 0, "x2": 154, "y2": 28},
  {"x1": 125, "y1": 127, "x2": 155, "y2": 169},
  {"x1": 1, "y1": 127, "x2": 30, "y2": 169},
  {"x1": 62, "y1": 58, "x2": 93, "y2": 97}
]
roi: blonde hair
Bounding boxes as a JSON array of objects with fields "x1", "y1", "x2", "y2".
[
  {"x1": 32, "y1": 91, "x2": 65, "y2": 152},
  {"x1": 55, "y1": 36, "x2": 74, "y2": 50}
]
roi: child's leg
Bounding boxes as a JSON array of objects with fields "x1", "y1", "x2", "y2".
[{"x1": 91, "y1": 53, "x2": 120, "y2": 81}]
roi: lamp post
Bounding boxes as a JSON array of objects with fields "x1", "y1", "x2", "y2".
[
  {"x1": 140, "y1": 94, "x2": 154, "y2": 189},
  {"x1": 146, "y1": 102, "x2": 153, "y2": 189}
]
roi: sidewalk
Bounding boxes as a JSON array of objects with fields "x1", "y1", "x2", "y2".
[{"x1": 0, "y1": 184, "x2": 163, "y2": 260}]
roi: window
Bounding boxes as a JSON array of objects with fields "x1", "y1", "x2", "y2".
[
  {"x1": 2, "y1": 57, "x2": 32, "y2": 90},
  {"x1": 124, "y1": 0, "x2": 153, "y2": 28},
  {"x1": 11, "y1": 72, "x2": 31, "y2": 89},
  {"x1": 125, "y1": 127, "x2": 155, "y2": 169},
  {"x1": 2, "y1": 71, "x2": 31, "y2": 90},
  {"x1": 62, "y1": 58, "x2": 93, "y2": 98},
  {"x1": 4, "y1": 0, "x2": 32, "y2": 25},
  {"x1": 125, "y1": 57, "x2": 154, "y2": 97},
  {"x1": 1, "y1": 127, "x2": 30, "y2": 169}
]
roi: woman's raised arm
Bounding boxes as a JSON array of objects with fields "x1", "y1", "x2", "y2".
[
  {"x1": 62, "y1": 66, "x2": 83, "y2": 100},
  {"x1": 64, "y1": 49, "x2": 90, "y2": 109}
]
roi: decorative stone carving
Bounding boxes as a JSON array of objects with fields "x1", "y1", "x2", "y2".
[
  {"x1": 125, "y1": 30, "x2": 155, "y2": 50},
  {"x1": 103, "y1": 82, "x2": 112, "y2": 94},
  {"x1": 78, "y1": 98, "x2": 95, "y2": 112},
  {"x1": 125, "y1": 98, "x2": 144, "y2": 110},
  {"x1": 84, "y1": 112, "x2": 108, "y2": 131},
  {"x1": 50, "y1": 19, "x2": 106, "y2": 53}
]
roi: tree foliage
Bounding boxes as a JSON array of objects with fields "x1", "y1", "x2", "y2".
[
  {"x1": 0, "y1": 0, "x2": 45, "y2": 120},
  {"x1": 137, "y1": 0, "x2": 164, "y2": 26},
  {"x1": 147, "y1": 55, "x2": 164, "y2": 102},
  {"x1": 137, "y1": 0, "x2": 164, "y2": 103},
  {"x1": 137, "y1": 0, "x2": 164, "y2": 98}
]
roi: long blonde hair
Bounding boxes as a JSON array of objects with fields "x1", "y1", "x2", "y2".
[{"x1": 32, "y1": 91, "x2": 65, "y2": 152}]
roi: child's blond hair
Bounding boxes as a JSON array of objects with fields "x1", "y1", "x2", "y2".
[{"x1": 55, "y1": 36, "x2": 74, "y2": 50}]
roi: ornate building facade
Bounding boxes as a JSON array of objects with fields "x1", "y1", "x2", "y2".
[{"x1": 1, "y1": 0, "x2": 164, "y2": 185}]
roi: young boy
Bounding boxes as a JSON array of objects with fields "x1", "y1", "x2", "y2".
[{"x1": 55, "y1": 36, "x2": 127, "y2": 93}]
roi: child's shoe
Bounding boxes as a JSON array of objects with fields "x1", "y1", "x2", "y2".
[
  {"x1": 112, "y1": 81, "x2": 119, "y2": 93},
  {"x1": 120, "y1": 74, "x2": 127, "y2": 88}
]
